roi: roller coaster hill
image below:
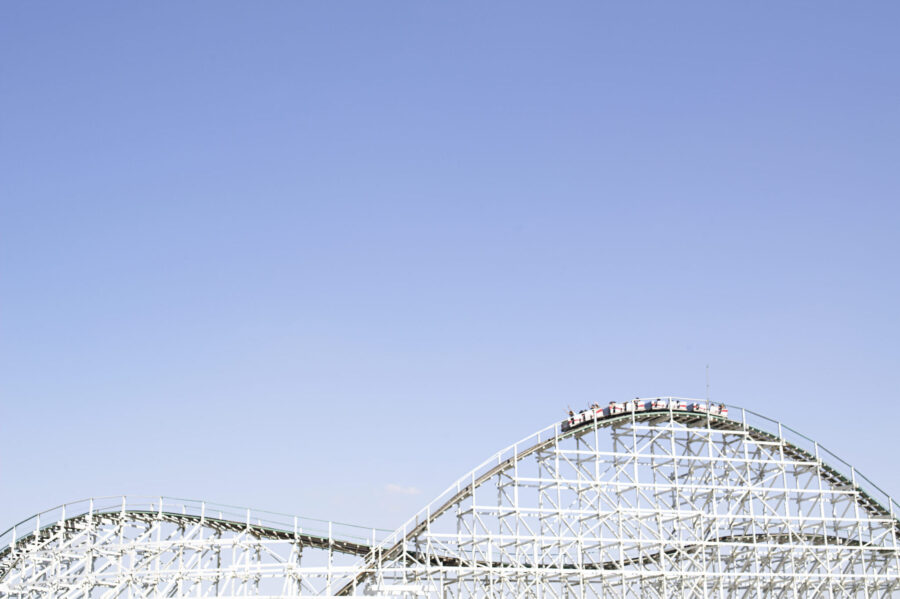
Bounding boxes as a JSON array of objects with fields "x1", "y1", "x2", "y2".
[{"x1": 2, "y1": 397, "x2": 899, "y2": 597}]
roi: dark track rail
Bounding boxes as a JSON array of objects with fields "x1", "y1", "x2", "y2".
[{"x1": 409, "y1": 531, "x2": 898, "y2": 573}]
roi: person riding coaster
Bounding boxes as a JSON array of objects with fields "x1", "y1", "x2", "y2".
[{"x1": 562, "y1": 398, "x2": 729, "y2": 432}]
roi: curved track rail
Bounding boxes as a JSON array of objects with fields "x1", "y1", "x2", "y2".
[{"x1": 409, "y1": 531, "x2": 898, "y2": 573}]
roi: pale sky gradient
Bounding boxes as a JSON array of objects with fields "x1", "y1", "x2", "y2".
[{"x1": 2, "y1": 2, "x2": 899, "y2": 530}]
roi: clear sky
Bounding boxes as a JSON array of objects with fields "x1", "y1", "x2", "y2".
[{"x1": 2, "y1": 2, "x2": 899, "y2": 530}]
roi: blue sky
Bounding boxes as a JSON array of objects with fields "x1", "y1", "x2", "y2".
[{"x1": 2, "y1": 2, "x2": 899, "y2": 529}]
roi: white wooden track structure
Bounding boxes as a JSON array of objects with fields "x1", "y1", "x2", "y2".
[{"x1": 2, "y1": 399, "x2": 899, "y2": 598}]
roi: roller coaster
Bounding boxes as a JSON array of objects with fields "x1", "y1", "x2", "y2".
[{"x1": 2, "y1": 398, "x2": 899, "y2": 597}]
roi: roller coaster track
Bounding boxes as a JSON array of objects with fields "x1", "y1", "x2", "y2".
[
  {"x1": 335, "y1": 407, "x2": 900, "y2": 595},
  {"x1": 2, "y1": 401, "x2": 898, "y2": 597}
]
